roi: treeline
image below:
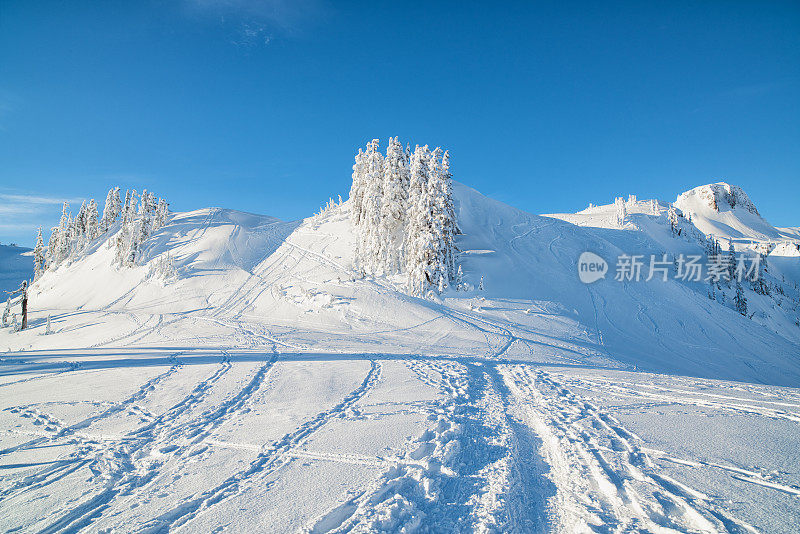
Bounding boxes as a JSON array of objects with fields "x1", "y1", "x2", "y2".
[
  {"x1": 349, "y1": 137, "x2": 458, "y2": 296},
  {"x1": 33, "y1": 187, "x2": 169, "y2": 279}
]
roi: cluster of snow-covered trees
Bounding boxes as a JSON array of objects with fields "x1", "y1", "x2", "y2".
[
  {"x1": 349, "y1": 137, "x2": 458, "y2": 296},
  {"x1": 33, "y1": 187, "x2": 169, "y2": 278}
]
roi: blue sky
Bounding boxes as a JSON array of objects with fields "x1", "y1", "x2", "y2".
[{"x1": 1, "y1": 0, "x2": 798, "y2": 247}]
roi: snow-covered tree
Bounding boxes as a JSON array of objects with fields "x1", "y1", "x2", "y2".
[
  {"x1": 751, "y1": 253, "x2": 769, "y2": 295},
  {"x1": 379, "y1": 136, "x2": 410, "y2": 274},
  {"x1": 615, "y1": 197, "x2": 627, "y2": 226},
  {"x1": 349, "y1": 148, "x2": 367, "y2": 227},
  {"x1": 56, "y1": 202, "x2": 72, "y2": 263},
  {"x1": 101, "y1": 187, "x2": 122, "y2": 232},
  {"x1": 348, "y1": 138, "x2": 458, "y2": 296},
  {"x1": 667, "y1": 204, "x2": 680, "y2": 236},
  {"x1": 154, "y1": 198, "x2": 170, "y2": 229},
  {"x1": 734, "y1": 281, "x2": 748, "y2": 316},
  {"x1": 650, "y1": 199, "x2": 658, "y2": 215},
  {"x1": 33, "y1": 227, "x2": 45, "y2": 279},
  {"x1": 357, "y1": 140, "x2": 384, "y2": 274},
  {"x1": 86, "y1": 199, "x2": 99, "y2": 240},
  {"x1": 74, "y1": 200, "x2": 87, "y2": 239},
  {"x1": 404, "y1": 145, "x2": 435, "y2": 295},
  {"x1": 47, "y1": 226, "x2": 59, "y2": 265},
  {"x1": 440, "y1": 150, "x2": 457, "y2": 280},
  {"x1": 115, "y1": 190, "x2": 138, "y2": 265}
]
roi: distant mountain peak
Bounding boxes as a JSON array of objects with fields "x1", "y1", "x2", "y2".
[{"x1": 676, "y1": 182, "x2": 760, "y2": 216}]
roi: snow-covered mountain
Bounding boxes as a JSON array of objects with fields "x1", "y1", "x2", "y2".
[
  {"x1": 1, "y1": 180, "x2": 799, "y2": 533},
  {"x1": 13, "y1": 182, "x2": 800, "y2": 384},
  {"x1": 674, "y1": 182, "x2": 797, "y2": 243}
]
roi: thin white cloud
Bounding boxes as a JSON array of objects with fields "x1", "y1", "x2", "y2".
[
  {"x1": 185, "y1": 0, "x2": 329, "y2": 45},
  {"x1": 0, "y1": 193, "x2": 84, "y2": 205},
  {"x1": 190, "y1": 0, "x2": 327, "y2": 28},
  {"x1": 0, "y1": 192, "x2": 86, "y2": 244}
]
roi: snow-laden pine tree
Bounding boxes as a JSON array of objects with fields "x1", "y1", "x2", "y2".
[
  {"x1": 426, "y1": 146, "x2": 453, "y2": 290},
  {"x1": 86, "y1": 199, "x2": 99, "y2": 240},
  {"x1": 357, "y1": 140, "x2": 385, "y2": 274},
  {"x1": 154, "y1": 198, "x2": 170, "y2": 229},
  {"x1": 650, "y1": 199, "x2": 658, "y2": 215},
  {"x1": 115, "y1": 190, "x2": 138, "y2": 265},
  {"x1": 56, "y1": 202, "x2": 72, "y2": 263},
  {"x1": 33, "y1": 228, "x2": 45, "y2": 280},
  {"x1": 74, "y1": 201, "x2": 87, "y2": 240},
  {"x1": 440, "y1": 150, "x2": 457, "y2": 280},
  {"x1": 47, "y1": 226, "x2": 59, "y2": 265},
  {"x1": 101, "y1": 187, "x2": 122, "y2": 233},
  {"x1": 667, "y1": 204, "x2": 680, "y2": 235},
  {"x1": 348, "y1": 138, "x2": 458, "y2": 296},
  {"x1": 379, "y1": 136, "x2": 410, "y2": 274},
  {"x1": 349, "y1": 148, "x2": 367, "y2": 227},
  {"x1": 403, "y1": 145, "x2": 433, "y2": 294},
  {"x1": 734, "y1": 281, "x2": 748, "y2": 316}
]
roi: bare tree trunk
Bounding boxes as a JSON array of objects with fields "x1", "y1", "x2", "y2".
[{"x1": 20, "y1": 281, "x2": 28, "y2": 330}]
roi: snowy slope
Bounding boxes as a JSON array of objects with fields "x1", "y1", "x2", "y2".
[
  {"x1": 1, "y1": 182, "x2": 799, "y2": 533},
  {"x1": 0, "y1": 244, "x2": 33, "y2": 293}
]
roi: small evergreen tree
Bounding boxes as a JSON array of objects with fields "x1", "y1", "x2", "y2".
[
  {"x1": 667, "y1": 204, "x2": 679, "y2": 235},
  {"x1": 86, "y1": 199, "x2": 99, "y2": 240},
  {"x1": 734, "y1": 281, "x2": 748, "y2": 316},
  {"x1": 33, "y1": 227, "x2": 45, "y2": 279},
  {"x1": 101, "y1": 186, "x2": 122, "y2": 232}
]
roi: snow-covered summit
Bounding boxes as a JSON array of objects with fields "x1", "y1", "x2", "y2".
[
  {"x1": 676, "y1": 181, "x2": 760, "y2": 216},
  {"x1": 673, "y1": 181, "x2": 797, "y2": 243}
]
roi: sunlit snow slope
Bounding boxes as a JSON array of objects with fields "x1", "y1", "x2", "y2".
[{"x1": 1, "y1": 181, "x2": 799, "y2": 533}]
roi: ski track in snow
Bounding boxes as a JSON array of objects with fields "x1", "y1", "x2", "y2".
[
  {"x1": 128, "y1": 359, "x2": 383, "y2": 532},
  {"x1": 502, "y1": 366, "x2": 761, "y2": 533},
  {"x1": 307, "y1": 358, "x2": 553, "y2": 533}
]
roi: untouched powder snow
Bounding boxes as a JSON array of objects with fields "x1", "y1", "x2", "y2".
[{"x1": 1, "y1": 181, "x2": 799, "y2": 532}]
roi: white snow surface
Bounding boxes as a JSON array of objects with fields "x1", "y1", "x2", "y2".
[{"x1": 1, "y1": 182, "x2": 799, "y2": 533}]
